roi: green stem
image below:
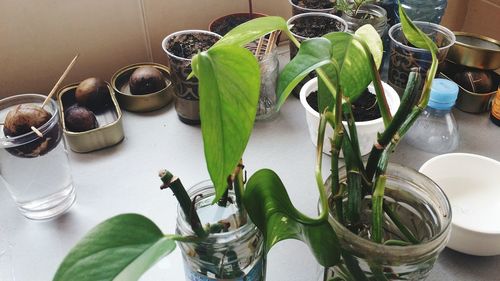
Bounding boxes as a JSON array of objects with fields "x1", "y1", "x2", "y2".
[
  {"x1": 159, "y1": 170, "x2": 207, "y2": 238},
  {"x1": 365, "y1": 70, "x2": 421, "y2": 181},
  {"x1": 383, "y1": 203, "x2": 419, "y2": 244},
  {"x1": 371, "y1": 174, "x2": 386, "y2": 243}
]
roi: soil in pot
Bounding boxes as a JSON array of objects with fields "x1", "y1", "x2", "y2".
[
  {"x1": 167, "y1": 33, "x2": 218, "y2": 59},
  {"x1": 292, "y1": 0, "x2": 334, "y2": 10},
  {"x1": 291, "y1": 15, "x2": 345, "y2": 38},
  {"x1": 212, "y1": 14, "x2": 262, "y2": 36},
  {"x1": 306, "y1": 89, "x2": 382, "y2": 121}
]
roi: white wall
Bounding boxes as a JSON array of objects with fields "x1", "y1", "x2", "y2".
[
  {"x1": 1, "y1": 0, "x2": 498, "y2": 98},
  {"x1": 0, "y1": 0, "x2": 291, "y2": 98}
]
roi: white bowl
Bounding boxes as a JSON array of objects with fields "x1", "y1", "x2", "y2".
[
  {"x1": 419, "y1": 153, "x2": 500, "y2": 256},
  {"x1": 299, "y1": 78, "x2": 400, "y2": 156}
]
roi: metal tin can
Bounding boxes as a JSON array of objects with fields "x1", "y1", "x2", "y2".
[
  {"x1": 58, "y1": 82, "x2": 125, "y2": 153},
  {"x1": 111, "y1": 62, "x2": 174, "y2": 112}
]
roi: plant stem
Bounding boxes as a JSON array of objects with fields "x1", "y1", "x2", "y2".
[
  {"x1": 365, "y1": 70, "x2": 421, "y2": 181},
  {"x1": 383, "y1": 203, "x2": 419, "y2": 244},
  {"x1": 159, "y1": 170, "x2": 207, "y2": 238}
]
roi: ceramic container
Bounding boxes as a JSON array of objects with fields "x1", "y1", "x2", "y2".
[{"x1": 300, "y1": 78, "x2": 400, "y2": 156}]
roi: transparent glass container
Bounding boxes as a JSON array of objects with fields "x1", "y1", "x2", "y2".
[
  {"x1": 0, "y1": 94, "x2": 75, "y2": 220},
  {"x1": 256, "y1": 48, "x2": 279, "y2": 121},
  {"x1": 322, "y1": 163, "x2": 452, "y2": 281},
  {"x1": 176, "y1": 180, "x2": 265, "y2": 281},
  {"x1": 341, "y1": 4, "x2": 388, "y2": 38}
]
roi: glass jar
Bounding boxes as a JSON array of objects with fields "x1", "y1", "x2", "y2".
[
  {"x1": 323, "y1": 163, "x2": 452, "y2": 280},
  {"x1": 341, "y1": 4, "x2": 388, "y2": 38},
  {"x1": 176, "y1": 180, "x2": 265, "y2": 281}
]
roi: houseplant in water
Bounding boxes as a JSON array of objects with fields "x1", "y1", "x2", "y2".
[{"x1": 53, "y1": 4, "x2": 449, "y2": 281}]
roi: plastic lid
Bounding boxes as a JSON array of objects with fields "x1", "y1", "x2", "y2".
[{"x1": 427, "y1": 79, "x2": 459, "y2": 110}]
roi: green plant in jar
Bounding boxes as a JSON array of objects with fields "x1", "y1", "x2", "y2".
[{"x1": 53, "y1": 3, "x2": 444, "y2": 281}]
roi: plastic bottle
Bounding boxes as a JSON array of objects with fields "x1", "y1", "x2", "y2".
[
  {"x1": 405, "y1": 79, "x2": 459, "y2": 153},
  {"x1": 379, "y1": 0, "x2": 448, "y2": 25}
]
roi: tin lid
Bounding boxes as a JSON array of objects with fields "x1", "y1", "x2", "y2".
[{"x1": 428, "y1": 79, "x2": 459, "y2": 110}]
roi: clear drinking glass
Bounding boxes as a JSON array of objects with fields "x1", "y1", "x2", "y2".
[
  {"x1": 256, "y1": 48, "x2": 279, "y2": 121},
  {"x1": 0, "y1": 94, "x2": 75, "y2": 220},
  {"x1": 176, "y1": 180, "x2": 265, "y2": 281}
]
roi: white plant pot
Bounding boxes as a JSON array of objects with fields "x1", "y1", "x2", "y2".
[{"x1": 300, "y1": 78, "x2": 400, "y2": 156}]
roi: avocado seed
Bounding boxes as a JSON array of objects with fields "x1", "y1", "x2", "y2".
[
  {"x1": 129, "y1": 66, "x2": 166, "y2": 95},
  {"x1": 64, "y1": 105, "x2": 98, "y2": 132},
  {"x1": 75, "y1": 78, "x2": 110, "y2": 112},
  {"x1": 3, "y1": 104, "x2": 52, "y2": 137},
  {"x1": 2, "y1": 104, "x2": 61, "y2": 158}
]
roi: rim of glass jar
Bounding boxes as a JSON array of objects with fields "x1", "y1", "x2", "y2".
[
  {"x1": 388, "y1": 21, "x2": 456, "y2": 53},
  {"x1": 161, "y1": 30, "x2": 222, "y2": 62},
  {"x1": 287, "y1": 12, "x2": 348, "y2": 41},
  {"x1": 176, "y1": 179, "x2": 257, "y2": 242},
  {"x1": 341, "y1": 4, "x2": 387, "y2": 28},
  {"x1": 288, "y1": 0, "x2": 336, "y2": 13},
  {"x1": 0, "y1": 94, "x2": 59, "y2": 147},
  {"x1": 323, "y1": 163, "x2": 452, "y2": 263}
]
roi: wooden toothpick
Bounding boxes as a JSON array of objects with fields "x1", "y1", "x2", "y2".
[
  {"x1": 41, "y1": 54, "x2": 79, "y2": 109},
  {"x1": 30, "y1": 126, "x2": 43, "y2": 138},
  {"x1": 255, "y1": 37, "x2": 265, "y2": 59}
]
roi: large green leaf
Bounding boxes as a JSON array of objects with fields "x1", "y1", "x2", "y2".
[
  {"x1": 53, "y1": 214, "x2": 175, "y2": 281},
  {"x1": 276, "y1": 37, "x2": 333, "y2": 108},
  {"x1": 192, "y1": 46, "x2": 260, "y2": 202},
  {"x1": 214, "y1": 16, "x2": 289, "y2": 48},
  {"x1": 243, "y1": 169, "x2": 341, "y2": 267},
  {"x1": 322, "y1": 26, "x2": 382, "y2": 102}
]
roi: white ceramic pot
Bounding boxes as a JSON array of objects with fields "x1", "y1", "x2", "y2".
[{"x1": 300, "y1": 78, "x2": 400, "y2": 156}]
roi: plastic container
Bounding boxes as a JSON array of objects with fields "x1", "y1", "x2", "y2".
[
  {"x1": 405, "y1": 79, "x2": 459, "y2": 153},
  {"x1": 382, "y1": 0, "x2": 448, "y2": 24}
]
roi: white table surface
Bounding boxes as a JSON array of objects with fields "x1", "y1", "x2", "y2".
[{"x1": 1, "y1": 48, "x2": 500, "y2": 280}]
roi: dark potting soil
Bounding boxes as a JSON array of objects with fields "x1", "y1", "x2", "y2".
[
  {"x1": 292, "y1": 0, "x2": 334, "y2": 9},
  {"x1": 168, "y1": 33, "x2": 218, "y2": 59},
  {"x1": 291, "y1": 16, "x2": 345, "y2": 38},
  {"x1": 306, "y1": 89, "x2": 382, "y2": 122},
  {"x1": 212, "y1": 14, "x2": 257, "y2": 36}
]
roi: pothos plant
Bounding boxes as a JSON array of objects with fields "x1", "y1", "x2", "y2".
[{"x1": 53, "y1": 3, "x2": 438, "y2": 281}]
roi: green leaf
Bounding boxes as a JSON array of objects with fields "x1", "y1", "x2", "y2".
[
  {"x1": 322, "y1": 26, "x2": 382, "y2": 102},
  {"x1": 53, "y1": 214, "x2": 175, "y2": 281},
  {"x1": 243, "y1": 169, "x2": 341, "y2": 267},
  {"x1": 192, "y1": 46, "x2": 260, "y2": 202},
  {"x1": 398, "y1": 5, "x2": 438, "y2": 54},
  {"x1": 214, "y1": 16, "x2": 289, "y2": 48},
  {"x1": 355, "y1": 24, "x2": 383, "y2": 69},
  {"x1": 276, "y1": 37, "x2": 333, "y2": 108}
]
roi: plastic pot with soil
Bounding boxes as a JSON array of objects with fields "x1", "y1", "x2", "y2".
[
  {"x1": 300, "y1": 77, "x2": 400, "y2": 156},
  {"x1": 287, "y1": 12, "x2": 348, "y2": 97},
  {"x1": 162, "y1": 30, "x2": 221, "y2": 125},
  {"x1": 289, "y1": 0, "x2": 336, "y2": 15}
]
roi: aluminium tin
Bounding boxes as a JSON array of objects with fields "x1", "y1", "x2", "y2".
[
  {"x1": 58, "y1": 82, "x2": 124, "y2": 153},
  {"x1": 111, "y1": 62, "x2": 174, "y2": 112}
]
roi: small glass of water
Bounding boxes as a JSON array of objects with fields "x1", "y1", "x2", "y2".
[
  {"x1": 256, "y1": 48, "x2": 279, "y2": 121},
  {"x1": 0, "y1": 94, "x2": 76, "y2": 220}
]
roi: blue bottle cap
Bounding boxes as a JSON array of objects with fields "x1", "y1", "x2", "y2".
[{"x1": 427, "y1": 79, "x2": 459, "y2": 110}]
